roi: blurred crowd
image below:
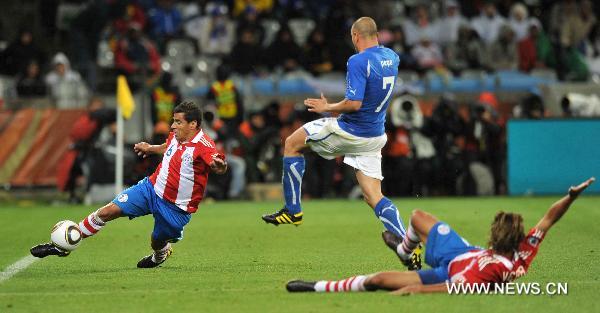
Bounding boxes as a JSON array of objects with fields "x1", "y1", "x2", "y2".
[
  {"x1": 2, "y1": 0, "x2": 600, "y2": 201},
  {"x1": 3, "y1": 0, "x2": 600, "y2": 97}
]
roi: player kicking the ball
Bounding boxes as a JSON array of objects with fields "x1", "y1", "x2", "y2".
[
  {"x1": 286, "y1": 177, "x2": 594, "y2": 294},
  {"x1": 31, "y1": 101, "x2": 227, "y2": 268},
  {"x1": 260, "y1": 17, "x2": 421, "y2": 270}
]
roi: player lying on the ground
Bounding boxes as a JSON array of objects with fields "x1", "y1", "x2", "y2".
[
  {"x1": 286, "y1": 177, "x2": 595, "y2": 294},
  {"x1": 31, "y1": 101, "x2": 228, "y2": 268},
  {"x1": 260, "y1": 16, "x2": 421, "y2": 269}
]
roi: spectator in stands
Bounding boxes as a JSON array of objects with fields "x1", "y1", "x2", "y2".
[
  {"x1": 470, "y1": 1, "x2": 506, "y2": 45},
  {"x1": 411, "y1": 35, "x2": 444, "y2": 72},
  {"x1": 436, "y1": 0, "x2": 468, "y2": 46},
  {"x1": 61, "y1": 97, "x2": 116, "y2": 203},
  {"x1": 239, "y1": 108, "x2": 279, "y2": 182},
  {"x1": 0, "y1": 27, "x2": 45, "y2": 76},
  {"x1": 446, "y1": 25, "x2": 488, "y2": 74},
  {"x1": 206, "y1": 64, "x2": 244, "y2": 140},
  {"x1": 229, "y1": 28, "x2": 264, "y2": 75},
  {"x1": 203, "y1": 111, "x2": 247, "y2": 199},
  {"x1": 16, "y1": 60, "x2": 46, "y2": 97},
  {"x1": 513, "y1": 93, "x2": 545, "y2": 119},
  {"x1": 508, "y1": 3, "x2": 540, "y2": 42},
  {"x1": 487, "y1": 24, "x2": 518, "y2": 71},
  {"x1": 112, "y1": 1, "x2": 147, "y2": 35},
  {"x1": 403, "y1": 4, "x2": 439, "y2": 46},
  {"x1": 304, "y1": 27, "x2": 334, "y2": 76},
  {"x1": 274, "y1": 0, "x2": 312, "y2": 20},
  {"x1": 150, "y1": 72, "x2": 181, "y2": 125},
  {"x1": 393, "y1": 95, "x2": 436, "y2": 196},
  {"x1": 551, "y1": 0, "x2": 595, "y2": 81},
  {"x1": 233, "y1": 0, "x2": 274, "y2": 17},
  {"x1": 45, "y1": 52, "x2": 88, "y2": 108},
  {"x1": 423, "y1": 94, "x2": 465, "y2": 195},
  {"x1": 235, "y1": 5, "x2": 266, "y2": 44},
  {"x1": 265, "y1": 25, "x2": 304, "y2": 72},
  {"x1": 462, "y1": 101, "x2": 502, "y2": 195},
  {"x1": 114, "y1": 23, "x2": 161, "y2": 82},
  {"x1": 323, "y1": 0, "x2": 356, "y2": 72},
  {"x1": 387, "y1": 25, "x2": 417, "y2": 70},
  {"x1": 148, "y1": 0, "x2": 183, "y2": 50},
  {"x1": 585, "y1": 23, "x2": 600, "y2": 75},
  {"x1": 383, "y1": 94, "x2": 435, "y2": 196},
  {"x1": 69, "y1": 0, "x2": 120, "y2": 91},
  {"x1": 518, "y1": 20, "x2": 555, "y2": 72},
  {"x1": 195, "y1": 4, "x2": 235, "y2": 56},
  {"x1": 561, "y1": 93, "x2": 600, "y2": 117},
  {"x1": 551, "y1": 0, "x2": 596, "y2": 51}
]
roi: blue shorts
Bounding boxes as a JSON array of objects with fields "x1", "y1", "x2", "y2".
[
  {"x1": 112, "y1": 177, "x2": 191, "y2": 242},
  {"x1": 417, "y1": 222, "x2": 480, "y2": 285}
]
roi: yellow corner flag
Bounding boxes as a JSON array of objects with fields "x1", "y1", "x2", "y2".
[{"x1": 117, "y1": 75, "x2": 135, "y2": 119}]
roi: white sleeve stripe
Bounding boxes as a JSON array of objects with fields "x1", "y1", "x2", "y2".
[{"x1": 198, "y1": 137, "x2": 213, "y2": 148}]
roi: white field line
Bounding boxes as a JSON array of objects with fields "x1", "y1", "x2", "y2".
[{"x1": 0, "y1": 256, "x2": 38, "y2": 284}]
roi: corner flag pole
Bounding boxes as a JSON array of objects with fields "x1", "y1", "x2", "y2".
[
  {"x1": 116, "y1": 105, "x2": 124, "y2": 195},
  {"x1": 116, "y1": 75, "x2": 135, "y2": 196}
]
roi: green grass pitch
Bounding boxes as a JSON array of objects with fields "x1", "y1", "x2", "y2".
[{"x1": 0, "y1": 196, "x2": 599, "y2": 313}]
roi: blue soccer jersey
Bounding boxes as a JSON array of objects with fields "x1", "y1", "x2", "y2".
[{"x1": 338, "y1": 46, "x2": 400, "y2": 137}]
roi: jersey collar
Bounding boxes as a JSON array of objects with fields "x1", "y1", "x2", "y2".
[{"x1": 190, "y1": 129, "x2": 204, "y2": 143}]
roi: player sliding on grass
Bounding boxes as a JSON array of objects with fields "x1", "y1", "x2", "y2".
[
  {"x1": 261, "y1": 17, "x2": 421, "y2": 269},
  {"x1": 286, "y1": 177, "x2": 595, "y2": 294},
  {"x1": 31, "y1": 102, "x2": 227, "y2": 268}
]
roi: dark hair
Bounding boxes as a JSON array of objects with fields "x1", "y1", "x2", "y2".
[
  {"x1": 173, "y1": 101, "x2": 202, "y2": 128},
  {"x1": 216, "y1": 64, "x2": 231, "y2": 81},
  {"x1": 489, "y1": 212, "x2": 525, "y2": 255}
]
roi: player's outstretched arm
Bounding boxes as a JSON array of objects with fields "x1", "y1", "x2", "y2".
[
  {"x1": 534, "y1": 177, "x2": 595, "y2": 232},
  {"x1": 134, "y1": 142, "x2": 168, "y2": 158},
  {"x1": 304, "y1": 93, "x2": 362, "y2": 114}
]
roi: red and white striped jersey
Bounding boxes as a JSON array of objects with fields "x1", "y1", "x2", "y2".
[
  {"x1": 149, "y1": 130, "x2": 223, "y2": 213},
  {"x1": 448, "y1": 228, "x2": 546, "y2": 284}
]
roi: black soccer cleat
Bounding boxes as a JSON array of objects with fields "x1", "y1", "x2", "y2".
[
  {"x1": 286, "y1": 280, "x2": 317, "y2": 292},
  {"x1": 137, "y1": 246, "x2": 173, "y2": 268},
  {"x1": 262, "y1": 208, "x2": 303, "y2": 226},
  {"x1": 381, "y1": 231, "x2": 422, "y2": 271},
  {"x1": 30, "y1": 243, "x2": 70, "y2": 258}
]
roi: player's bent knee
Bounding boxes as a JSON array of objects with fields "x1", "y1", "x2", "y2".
[
  {"x1": 365, "y1": 273, "x2": 384, "y2": 287},
  {"x1": 411, "y1": 209, "x2": 421, "y2": 217},
  {"x1": 97, "y1": 203, "x2": 123, "y2": 222},
  {"x1": 284, "y1": 136, "x2": 301, "y2": 155}
]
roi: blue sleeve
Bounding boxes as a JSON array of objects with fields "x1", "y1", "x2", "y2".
[{"x1": 345, "y1": 56, "x2": 366, "y2": 101}]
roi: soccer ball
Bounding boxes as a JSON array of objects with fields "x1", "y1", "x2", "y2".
[{"x1": 50, "y1": 220, "x2": 82, "y2": 251}]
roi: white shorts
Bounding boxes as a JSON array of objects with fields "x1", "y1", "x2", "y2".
[{"x1": 303, "y1": 118, "x2": 387, "y2": 180}]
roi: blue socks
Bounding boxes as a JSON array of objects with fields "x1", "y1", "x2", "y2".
[
  {"x1": 374, "y1": 197, "x2": 406, "y2": 238},
  {"x1": 282, "y1": 156, "x2": 305, "y2": 214}
]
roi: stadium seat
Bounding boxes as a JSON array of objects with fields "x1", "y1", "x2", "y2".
[
  {"x1": 96, "y1": 40, "x2": 114, "y2": 69},
  {"x1": 289, "y1": 18, "x2": 316, "y2": 46},
  {"x1": 397, "y1": 70, "x2": 419, "y2": 85},
  {"x1": 261, "y1": 19, "x2": 281, "y2": 47},
  {"x1": 166, "y1": 39, "x2": 197, "y2": 59},
  {"x1": 424, "y1": 70, "x2": 446, "y2": 93},
  {"x1": 530, "y1": 68, "x2": 558, "y2": 82}
]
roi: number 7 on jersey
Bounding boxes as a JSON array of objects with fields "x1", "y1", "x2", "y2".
[{"x1": 375, "y1": 76, "x2": 395, "y2": 112}]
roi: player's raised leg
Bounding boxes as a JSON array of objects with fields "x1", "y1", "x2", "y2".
[
  {"x1": 30, "y1": 203, "x2": 123, "y2": 258},
  {"x1": 382, "y1": 209, "x2": 438, "y2": 269},
  {"x1": 355, "y1": 170, "x2": 407, "y2": 238},
  {"x1": 262, "y1": 127, "x2": 308, "y2": 226}
]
